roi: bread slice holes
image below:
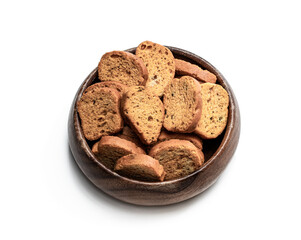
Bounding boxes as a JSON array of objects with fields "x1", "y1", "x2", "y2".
[
  {"x1": 140, "y1": 44, "x2": 146, "y2": 50},
  {"x1": 148, "y1": 116, "x2": 153, "y2": 121},
  {"x1": 136, "y1": 122, "x2": 140, "y2": 126},
  {"x1": 147, "y1": 45, "x2": 152, "y2": 49}
]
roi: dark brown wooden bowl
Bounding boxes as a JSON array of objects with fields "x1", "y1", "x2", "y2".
[{"x1": 68, "y1": 46, "x2": 240, "y2": 206}]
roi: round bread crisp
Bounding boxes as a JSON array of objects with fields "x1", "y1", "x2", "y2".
[
  {"x1": 149, "y1": 139, "x2": 204, "y2": 181},
  {"x1": 115, "y1": 154, "x2": 166, "y2": 182},
  {"x1": 93, "y1": 81, "x2": 128, "y2": 97},
  {"x1": 98, "y1": 51, "x2": 148, "y2": 87},
  {"x1": 122, "y1": 86, "x2": 164, "y2": 145},
  {"x1": 175, "y1": 59, "x2": 217, "y2": 83},
  {"x1": 77, "y1": 85, "x2": 123, "y2": 141},
  {"x1": 163, "y1": 76, "x2": 202, "y2": 133},
  {"x1": 195, "y1": 83, "x2": 229, "y2": 139},
  {"x1": 158, "y1": 130, "x2": 203, "y2": 150},
  {"x1": 97, "y1": 136, "x2": 145, "y2": 170},
  {"x1": 136, "y1": 41, "x2": 175, "y2": 97}
]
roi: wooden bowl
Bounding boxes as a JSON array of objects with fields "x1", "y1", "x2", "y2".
[{"x1": 68, "y1": 47, "x2": 240, "y2": 206}]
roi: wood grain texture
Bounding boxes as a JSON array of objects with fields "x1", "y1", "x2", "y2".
[{"x1": 68, "y1": 47, "x2": 241, "y2": 206}]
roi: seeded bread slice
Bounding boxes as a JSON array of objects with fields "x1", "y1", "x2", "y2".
[
  {"x1": 122, "y1": 86, "x2": 164, "y2": 145},
  {"x1": 98, "y1": 51, "x2": 148, "y2": 87},
  {"x1": 163, "y1": 76, "x2": 202, "y2": 133},
  {"x1": 149, "y1": 139, "x2": 204, "y2": 181},
  {"x1": 136, "y1": 41, "x2": 175, "y2": 97},
  {"x1": 158, "y1": 130, "x2": 203, "y2": 150},
  {"x1": 115, "y1": 154, "x2": 166, "y2": 182},
  {"x1": 195, "y1": 83, "x2": 229, "y2": 139},
  {"x1": 93, "y1": 81, "x2": 128, "y2": 97},
  {"x1": 175, "y1": 59, "x2": 217, "y2": 83},
  {"x1": 97, "y1": 136, "x2": 145, "y2": 170},
  {"x1": 77, "y1": 85, "x2": 123, "y2": 141}
]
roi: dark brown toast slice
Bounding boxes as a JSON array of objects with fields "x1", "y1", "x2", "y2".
[
  {"x1": 175, "y1": 59, "x2": 217, "y2": 83},
  {"x1": 149, "y1": 139, "x2": 204, "y2": 180},
  {"x1": 136, "y1": 41, "x2": 175, "y2": 97},
  {"x1": 97, "y1": 136, "x2": 145, "y2": 170},
  {"x1": 115, "y1": 154, "x2": 166, "y2": 182},
  {"x1": 195, "y1": 83, "x2": 229, "y2": 139},
  {"x1": 163, "y1": 76, "x2": 202, "y2": 133},
  {"x1": 98, "y1": 51, "x2": 148, "y2": 86},
  {"x1": 77, "y1": 85, "x2": 123, "y2": 141}
]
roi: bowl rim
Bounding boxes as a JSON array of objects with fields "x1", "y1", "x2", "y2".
[{"x1": 72, "y1": 46, "x2": 236, "y2": 186}]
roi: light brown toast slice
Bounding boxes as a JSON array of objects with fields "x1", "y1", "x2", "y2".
[
  {"x1": 98, "y1": 51, "x2": 148, "y2": 86},
  {"x1": 175, "y1": 59, "x2": 217, "y2": 83},
  {"x1": 158, "y1": 130, "x2": 203, "y2": 150},
  {"x1": 149, "y1": 139, "x2": 204, "y2": 181},
  {"x1": 77, "y1": 85, "x2": 123, "y2": 141},
  {"x1": 195, "y1": 83, "x2": 229, "y2": 139},
  {"x1": 115, "y1": 154, "x2": 166, "y2": 182},
  {"x1": 97, "y1": 136, "x2": 145, "y2": 170},
  {"x1": 117, "y1": 126, "x2": 145, "y2": 149},
  {"x1": 122, "y1": 86, "x2": 164, "y2": 145},
  {"x1": 93, "y1": 81, "x2": 128, "y2": 97},
  {"x1": 91, "y1": 141, "x2": 100, "y2": 158},
  {"x1": 163, "y1": 76, "x2": 202, "y2": 133},
  {"x1": 136, "y1": 41, "x2": 175, "y2": 97}
]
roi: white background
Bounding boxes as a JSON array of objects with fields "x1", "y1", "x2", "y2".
[{"x1": 1, "y1": 0, "x2": 300, "y2": 239}]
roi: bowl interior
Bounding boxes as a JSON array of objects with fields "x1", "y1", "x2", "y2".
[{"x1": 75, "y1": 47, "x2": 232, "y2": 183}]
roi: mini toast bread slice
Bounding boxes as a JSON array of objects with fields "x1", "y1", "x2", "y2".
[
  {"x1": 77, "y1": 84, "x2": 123, "y2": 141},
  {"x1": 136, "y1": 41, "x2": 175, "y2": 97},
  {"x1": 158, "y1": 130, "x2": 203, "y2": 150},
  {"x1": 97, "y1": 136, "x2": 145, "y2": 170},
  {"x1": 163, "y1": 76, "x2": 202, "y2": 133},
  {"x1": 122, "y1": 86, "x2": 164, "y2": 145},
  {"x1": 114, "y1": 154, "x2": 166, "y2": 182},
  {"x1": 93, "y1": 81, "x2": 128, "y2": 97},
  {"x1": 195, "y1": 83, "x2": 229, "y2": 139},
  {"x1": 117, "y1": 126, "x2": 145, "y2": 149},
  {"x1": 175, "y1": 59, "x2": 217, "y2": 83},
  {"x1": 98, "y1": 51, "x2": 148, "y2": 87},
  {"x1": 149, "y1": 139, "x2": 204, "y2": 181}
]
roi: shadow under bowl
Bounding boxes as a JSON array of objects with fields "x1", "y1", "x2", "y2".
[{"x1": 68, "y1": 46, "x2": 241, "y2": 206}]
